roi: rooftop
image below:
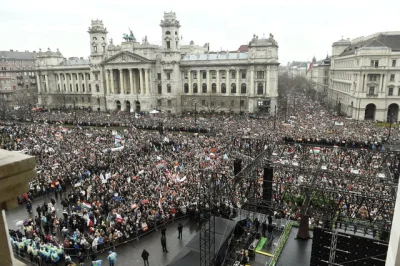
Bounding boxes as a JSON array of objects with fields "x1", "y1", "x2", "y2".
[
  {"x1": 60, "y1": 58, "x2": 90, "y2": 66},
  {"x1": 339, "y1": 32, "x2": 400, "y2": 56},
  {"x1": 181, "y1": 52, "x2": 248, "y2": 61},
  {"x1": 0, "y1": 50, "x2": 36, "y2": 60}
]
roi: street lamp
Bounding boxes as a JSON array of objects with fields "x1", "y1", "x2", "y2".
[{"x1": 194, "y1": 100, "x2": 197, "y2": 126}]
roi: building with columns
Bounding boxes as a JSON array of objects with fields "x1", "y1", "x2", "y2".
[
  {"x1": 328, "y1": 32, "x2": 400, "y2": 121},
  {"x1": 35, "y1": 12, "x2": 279, "y2": 114}
]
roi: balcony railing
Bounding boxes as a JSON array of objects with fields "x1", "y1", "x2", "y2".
[
  {"x1": 366, "y1": 93, "x2": 378, "y2": 97},
  {"x1": 16, "y1": 75, "x2": 23, "y2": 79}
]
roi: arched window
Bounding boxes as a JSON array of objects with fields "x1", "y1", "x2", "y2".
[
  {"x1": 63, "y1": 84, "x2": 66, "y2": 91},
  {"x1": 231, "y1": 83, "x2": 236, "y2": 94},
  {"x1": 193, "y1": 83, "x2": 198, "y2": 93},
  {"x1": 184, "y1": 83, "x2": 189, "y2": 93},
  {"x1": 167, "y1": 84, "x2": 171, "y2": 93},
  {"x1": 175, "y1": 31, "x2": 178, "y2": 35},
  {"x1": 89, "y1": 84, "x2": 92, "y2": 92},
  {"x1": 93, "y1": 37, "x2": 97, "y2": 41},
  {"x1": 241, "y1": 83, "x2": 246, "y2": 94},
  {"x1": 212, "y1": 83, "x2": 217, "y2": 93},
  {"x1": 76, "y1": 84, "x2": 79, "y2": 92},
  {"x1": 166, "y1": 31, "x2": 171, "y2": 35},
  {"x1": 82, "y1": 84, "x2": 85, "y2": 92},
  {"x1": 221, "y1": 83, "x2": 226, "y2": 93},
  {"x1": 94, "y1": 46, "x2": 97, "y2": 52},
  {"x1": 202, "y1": 83, "x2": 207, "y2": 93},
  {"x1": 166, "y1": 41, "x2": 170, "y2": 49},
  {"x1": 257, "y1": 83, "x2": 263, "y2": 95}
]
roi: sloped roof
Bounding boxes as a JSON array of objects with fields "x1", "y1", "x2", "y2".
[
  {"x1": 340, "y1": 33, "x2": 400, "y2": 56},
  {"x1": 0, "y1": 51, "x2": 36, "y2": 60},
  {"x1": 238, "y1": 45, "x2": 248, "y2": 52}
]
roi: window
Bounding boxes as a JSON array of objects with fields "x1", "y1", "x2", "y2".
[
  {"x1": 257, "y1": 83, "x2": 263, "y2": 95},
  {"x1": 70, "y1": 84, "x2": 72, "y2": 91},
  {"x1": 57, "y1": 84, "x2": 60, "y2": 91},
  {"x1": 157, "y1": 99, "x2": 162, "y2": 106},
  {"x1": 241, "y1": 72, "x2": 246, "y2": 79},
  {"x1": 389, "y1": 87, "x2": 393, "y2": 96},
  {"x1": 370, "y1": 60, "x2": 379, "y2": 67},
  {"x1": 184, "y1": 83, "x2": 189, "y2": 93},
  {"x1": 221, "y1": 83, "x2": 226, "y2": 93},
  {"x1": 166, "y1": 41, "x2": 170, "y2": 49},
  {"x1": 193, "y1": 72, "x2": 197, "y2": 79},
  {"x1": 221, "y1": 71, "x2": 226, "y2": 79},
  {"x1": 95, "y1": 74, "x2": 98, "y2": 80},
  {"x1": 231, "y1": 100, "x2": 234, "y2": 107},
  {"x1": 102, "y1": 46, "x2": 105, "y2": 53},
  {"x1": 167, "y1": 73, "x2": 171, "y2": 80},
  {"x1": 369, "y1": 74, "x2": 378, "y2": 82},
  {"x1": 167, "y1": 100, "x2": 172, "y2": 107},
  {"x1": 231, "y1": 83, "x2": 236, "y2": 93},
  {"x1": 88, "y1": 84, "x2": 91, "y2": 92},
  {"x1": 64, "y1": 84, "x2": 66, "y2": 91},
  {"x1": 212, "y1": 71, "x2": 216, "y2": 79},
  {"x1": 241, "y1": 83, "x2": 246, "y2": 94},
  {"x1": 167, "y1": 84, "x2": 171, "y2": 93},
  {"x1": 88, "y1": 97, "x2": 91, "y2": 103},
  {"x1": 240, "y1": 100, "x2": 244, "y2": 107},
  {"x1": 81, "y1": 97, "x2": 85, "y2": 103},
  {"x1": 184, "y1": 72, "x2": 188, "y2": 79},
  {"x1": 97, "y1": 98, "x2": 100, "y2": 105},
  {"x1": 158, "y1": 73, "x2": 161, "y2": 80},
  {"x1": 202, "y1": 100, "x2": 206, "y2": 106},
  {"x1": 202, "y1": 72, "x2": 206, "y2": 79},
  {"x1": 76, "y1": 84, "x2": 79, "y2": 92},
  {"x1": 82, "y1": 84, "x2": 85, "y2": 92},
  {"x1": 390, "y1": 74, "x2": 395, "y2": 82},
  {"x1": 94, "y1": 46, "x2": 97, "y2": 52},
  {"x1": 231, "y1": 71, "x2": 235, "y2": 79},
  {"x1": 193, "y1": 83, "x2": 198, "y2": 93},
  {"x1": 369, "y1": 86, "x2": 375, "y2": 95},
  {"x1": 96, "y1": 84, "x2": 99, "y2": 92},
  {"x1": 165, "y1": 31, "x2": 171, "y2": 35},
  {"x1": 93, "y1": 37, "x2": 97, "y2": 41},
  {"x1": 398, "y1": 88, "x2": 400, "y2": 96},
  {"x1": 202, "y1": 83, "x2": 207, "y2": 93},
  {"x1": 392, "y1": 60, "x2": 396, "y2": 67},
  {"x1": 158, "y1": 84, "x2": 162, "y2": 94},
  {"x1": 212, "y1": 83, "x2": 216, "y2": 93},
  {"x1": 87, "y1": 74, "x2": 90, "y2": 80}
]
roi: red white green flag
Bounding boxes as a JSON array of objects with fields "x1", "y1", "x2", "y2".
[{"x1": 306, "y1": 63, "x2": 313, "y2": 74}]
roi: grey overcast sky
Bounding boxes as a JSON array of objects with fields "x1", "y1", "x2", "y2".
[{"x1": 1, "y1": 0, "x2": 399, "y2": 65}]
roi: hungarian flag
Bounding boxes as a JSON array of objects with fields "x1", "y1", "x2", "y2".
[
  {"x1": 82, "y1": 201, "x2": 92, "y2": 209},
  {"x1": 306, "y1": 62, "x2": 313, "y2": 74},
  {"x1": 309, "y1": 147, "x2": 321, "y2": 154}
]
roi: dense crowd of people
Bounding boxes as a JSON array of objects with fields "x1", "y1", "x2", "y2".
[{"x1": 1, "y1": 91, "x2": 399, "y2": 264}]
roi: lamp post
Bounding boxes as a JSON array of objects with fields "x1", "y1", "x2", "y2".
[
  {"x1": 73, "y1": 100, "x2": 77, "y2": 124},
  {"x1": 194, "y1": 101, "x2": 197, "y2": 126},
  {"x1": 274, "y1": 105, "x2": 277, "y2": 130}
]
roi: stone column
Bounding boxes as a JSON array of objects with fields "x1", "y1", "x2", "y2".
[
  {"x1": 45, "y1": 74, "x2": 49, "y2": 93},
  {"x1": 216, "y1": 70, "x2": 220, "y2": 93},
  {"x1": 129, "y1": 69, "x2": 134, "y2": 95},
  {"x1": 236, "y1": 69, "x2": 240, "y2": 95},
  {"x1": 77, "y1": 73, "x2": 82, "y2": 92},
  {"x1": 133, "y1": 69, "x2": 137, "y2": 94},
  {"x1": 145, "y1": 68, "x2": 150, "y2": 95},
  {"x1": 0, "y1": 149, "x2": 37, "y2": 266},
  {"x1": 65, "y1": 74, "x2": 69, "y2": 93},
  {"x1": 105, "y1": 70, "x2": 109, "y2": 94},
  {"x1": 188, "y1": 71, "x2": 192, "y2": 94},
  {"x1": 37, "y1": 74, "x2": 41, "y2": 94},
  {"x1": 197, "y1": 70, "x2": 200, "y2": 93},
  {"x1": 139, "y1": 68, "x2": 144, "y2": 95},
  {"x1": 207, "y1": 70, "x2": 210, "y2": 94},
  {"x1": 110, "y1": 70, "x2": 115, "y2": 94},
  {"x1": 119, "y1": 69, "x2": 124, "y2": 94},
  {"x1": 250, "y1": 70, "x2": 254, "y2": 96},
  {"x1": 267, "y1": 69, "x2": 271, "y2": 95},
  {"x1": 226, "y1": 70, "x2": 230, "y2": 95}
]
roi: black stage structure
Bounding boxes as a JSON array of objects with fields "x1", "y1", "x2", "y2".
[{"x1": 199, "y1": 142, "x2": 398, "y2": 265}]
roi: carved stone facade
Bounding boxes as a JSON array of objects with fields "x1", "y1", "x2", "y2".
[{"x1": 35, "y1": 12, "x2": 279, "y2": 114}]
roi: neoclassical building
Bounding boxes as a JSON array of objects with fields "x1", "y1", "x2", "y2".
[
  {"x1": 35, "y1": 12, "x2": 279, "y2": 114},
  {"x1": 328, "y1": 32, "x2": 400, "y2": 121}
]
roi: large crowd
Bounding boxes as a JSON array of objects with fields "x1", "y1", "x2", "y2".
[{"x1": 1, "y1": 91, "x2": 399, "y2": 265}]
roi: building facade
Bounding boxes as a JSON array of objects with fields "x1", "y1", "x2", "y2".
[
  {"x1": 0, "y1": 50, "x2": 37, "y2": 108},
  {"x1": 308, "y1": 56, "x2": 331, "y2": 102},
  {"x1": 35, "y1": 12, "x2": 279, "y2": 114},
  {"x1": 328, "y1": 33, "x2": 400, "y2": 121}
]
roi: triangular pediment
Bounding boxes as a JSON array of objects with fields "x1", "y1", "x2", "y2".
[{"x1": 102, "y1": 51, "x2": 152, "y2": 64}]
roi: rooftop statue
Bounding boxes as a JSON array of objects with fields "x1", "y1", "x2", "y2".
[{"x1": 123, "y1": 28, "x2": 136, "y2": 42}]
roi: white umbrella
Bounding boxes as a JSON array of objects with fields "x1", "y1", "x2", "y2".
[{"x1": 150, "y1": 110, "x2": 159, "y2": 114}]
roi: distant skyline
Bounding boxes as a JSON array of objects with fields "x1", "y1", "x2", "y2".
[{"x1": 1, "y1": 0, "x2": 399, "y2": 65}]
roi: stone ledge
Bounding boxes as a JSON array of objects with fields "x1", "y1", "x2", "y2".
[{"x1": 0, "y1": 150, "x2": 36, "y2": 179}]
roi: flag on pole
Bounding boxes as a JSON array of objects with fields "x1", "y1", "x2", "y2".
[{"x1": 306, "y1": 62, "x2": 313, "y2": 74}]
